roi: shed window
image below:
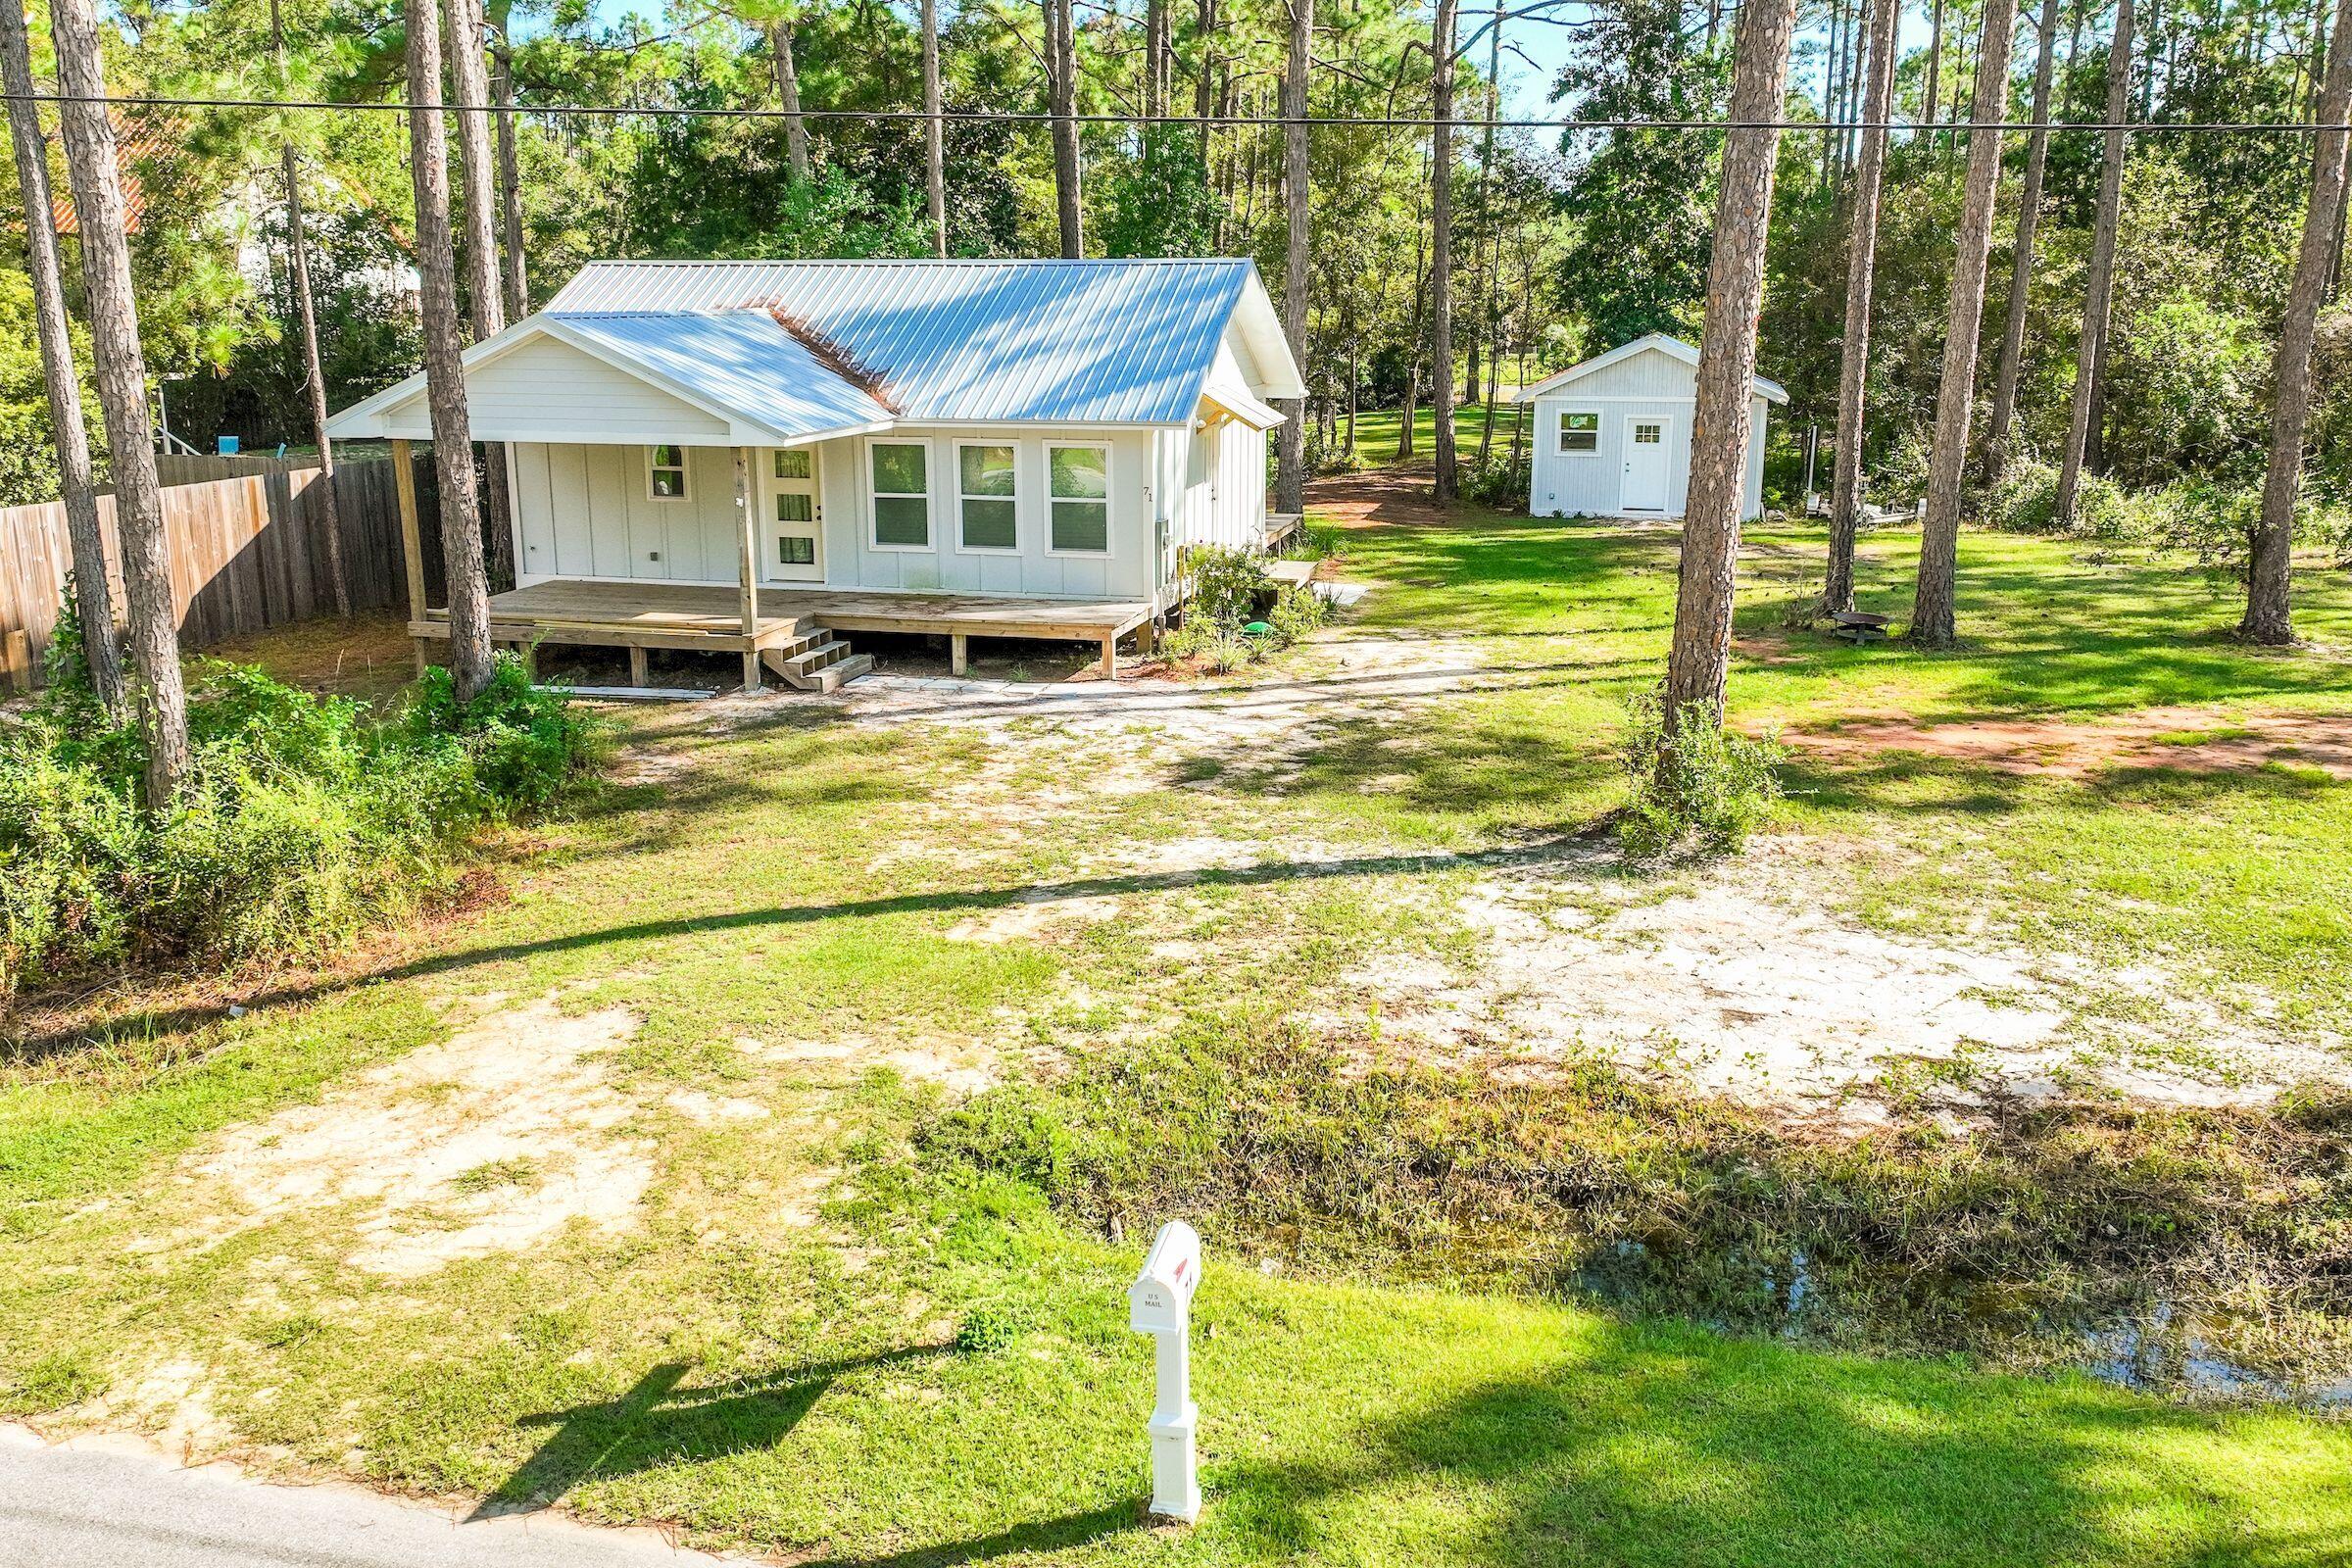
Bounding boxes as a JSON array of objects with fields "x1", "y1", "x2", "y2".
[
  {"x1": 1048, "y1": 445, "x2": 1109, "y2": 554},
  {"x1": 1556, "y1": 412, "x2": 1599, "y2": 455},
  {"x1": 649, "y1": 444, "x2": 689, "y2": 498},
  {"x1": 957, "y1": 443, "x2": 1018, "y2": 551},
  {"x1": 870, "y1": 442, "x2": 930, "y2": 547}
]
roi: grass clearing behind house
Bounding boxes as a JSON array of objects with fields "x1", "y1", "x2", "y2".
[{"x1": 5, "y1": 486, "x2": 2352, "y2": 1562}]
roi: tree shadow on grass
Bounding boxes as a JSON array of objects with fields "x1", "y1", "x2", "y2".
[
  {"x1": 1212, "y1": 1318, "x2": 2350, "y2": 1566},
  {"x1": 472, "y1": 1346, "x2": 951, "y2": 1522}
]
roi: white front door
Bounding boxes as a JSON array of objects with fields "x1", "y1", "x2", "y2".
[
  {"x1": 1620, "y1": 416, "x2": 1672, "y2": 514},
  {"x1": 760, "y1": 447, "x2": 824, "y2": 582}
]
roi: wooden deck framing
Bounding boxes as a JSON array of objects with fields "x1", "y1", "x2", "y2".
[{"x1": 407, "y1": 578, "x2": 1157, "y2": 681}]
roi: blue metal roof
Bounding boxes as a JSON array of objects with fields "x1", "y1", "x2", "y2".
[
  {"x1": 543, "y1": 259, "x2": 1264, "y2": 425},
  {"x1": 549, "y1": 310, "x2": 894, "y2": 441}
]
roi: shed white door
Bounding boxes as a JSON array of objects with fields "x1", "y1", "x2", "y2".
[
  {"x1": 1620, "y1": 416, "x2": 1672, "y2": 514},
  {"x1": 760, "y1": 448, "x2": 824, "y2": 583}
]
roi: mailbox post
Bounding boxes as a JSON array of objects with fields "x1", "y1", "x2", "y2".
[{"x1": 1127, "y1": 1220, "x2": 1202, "y2": 1523}]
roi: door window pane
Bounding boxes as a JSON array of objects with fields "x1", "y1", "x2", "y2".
[
  {"x1": 958, "y1": 444, "x2": 1018, "y2": 550},
  {"x1": 1635, "y1": 422, "x2": 1664, "y2": 444},
  {"x1": 1048, "y1": 446, "x2": 1109, "y2": 553},
  {"x1": 870, "y1": 443, "x2": 929, "y2": 547},
  {"x1": 773, "y1": 449, "x2": 810, "y2": 479},
  {"x1": 650, "y1": 444, "x2": 688, "y2": 499},
  {"x1": 775, "y1": 493, "x2": 813, "y2": 523},
  {"x1": 778, "y1": 535, "x2": 815, "y2": 566}
]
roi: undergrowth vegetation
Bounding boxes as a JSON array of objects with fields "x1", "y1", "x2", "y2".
[
  {"x1": 1984, "y1": 457, "x2": 2352, "y2": 570},
  {"x1": 1161, "y1": 545, "x2": 1332, "y2": 672},
  {"x1": 0, "y1": 654, "x2": 603, "y2": 995},
  {"x1": 909, "y1": 1011, "x2": 2352, "y2": 1389},
  {"x1": 1617, "y1": 692, "x2": 1786, "y2": 858}
]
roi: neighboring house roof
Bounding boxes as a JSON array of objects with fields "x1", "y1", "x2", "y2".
[
  {"x1": 1508, "y1": 332, "x2": 1789, "y2": 406},
  {"x1": 327, "y1": 258, "x2": 1304, "y2": 443}
]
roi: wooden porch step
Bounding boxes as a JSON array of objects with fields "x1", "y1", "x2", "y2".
[
  {"x1": 806, "y1": 653, "x2": 873, "y2": 694},
  {"x1": 761, "y1": 635, "x2": 871, "y2": 692}
]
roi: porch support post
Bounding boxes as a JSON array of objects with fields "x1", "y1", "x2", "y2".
[
  {"x1": 951, "y1": 633, "x2": 967, "y2": 676},
  {"x1": 1100, "y1": 635, "x2": 1116, "y2": 680},
  {"x1": 391, "y1": 437, "x2": 428, "y2": 671},
  {"x1": 734, "y1": 445, "x2": 761, "y2": 691}
]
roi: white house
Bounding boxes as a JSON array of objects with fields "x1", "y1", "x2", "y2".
[
  {"x1": 1509, "y1": 333, "x2": 1787, "y2": 521},
  {"x1": 326, "y1": 258, "x2": 1303, "y2": 687}
]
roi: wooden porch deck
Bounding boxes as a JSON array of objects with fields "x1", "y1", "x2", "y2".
[{"x1": 411, "y1": 579, "x2": 1157, "y2": 685}]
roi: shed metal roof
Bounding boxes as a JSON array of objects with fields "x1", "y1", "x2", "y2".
[
  {"x1": 545, "y1": 258, "x2": 1298, "y2": 423},
  {"x1": 1509, "y1": 332, "x2": 1790, "y2": 406}
]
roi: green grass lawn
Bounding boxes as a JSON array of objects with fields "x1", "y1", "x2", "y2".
[
  {"x1": 5, "y1": 494, "x2": 2352, "y2": 1562},
  {"x1": 1332, "y1": 403, "x2": 1524, "y2": 468}
]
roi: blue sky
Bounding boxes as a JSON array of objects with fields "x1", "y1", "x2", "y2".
[{"x1": 559, "y1": 0, "x2": 1951, "y2": 123}]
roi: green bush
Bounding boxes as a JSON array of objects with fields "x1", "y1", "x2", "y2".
[
  {"x1": 0, "y1": 653, "x2": 603, "y2": 995},
  {"x1": 1279, "y1": 518, "x2": 1346, "y2": 562},
  {"x1": 1983, "y1": 457, "x2": 2138, "y2": 540},
  {"x1": 1617, "y1": 691, "x2": 1784, "y2": 858},
  {"x1": 1458, "y1": 449, "x2": 1530, "y2": 511},
  {"x1": 1186, "y1": 545, "x2": 1275, "y2": 624}
]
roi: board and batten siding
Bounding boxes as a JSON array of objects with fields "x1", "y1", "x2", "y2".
[
  {"x1": 374, "y1": 335, "x2": 731, "y2": 445},
  {"x1": 1526, "y1": 344, "x2": 1770, "y2": 520},
  {"x1": 509, "y1": 442, "x2": 745, "y2": 585}
]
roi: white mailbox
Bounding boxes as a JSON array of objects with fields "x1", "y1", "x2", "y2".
[
  {"x1": 1127, "y1": 1219, "x2": 1202, "y2": 1523},
  {"x1": 1128, "y1": 1219, "x2": 1201, "y2": 1334}
]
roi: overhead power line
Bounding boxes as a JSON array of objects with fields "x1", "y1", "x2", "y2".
[{"x1": 2, "y1": 89, "x2": 2346, "y2": 134}]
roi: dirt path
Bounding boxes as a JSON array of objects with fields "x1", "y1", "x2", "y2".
[{"x1": 1792, "y1": 706, "x2": 2352, "y2": 780}]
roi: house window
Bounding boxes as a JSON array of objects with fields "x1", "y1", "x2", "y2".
[
  {"x1": 773, "y1": 449, "x2": 810, "y2": 480},
  {"x1": 1557, "y1": 412, "x2": 1599, "y2": 455},
  {"x1": 870, "y1": 442, "x2": 930, "y2": 548},
  {"x1": 1048, "y1": 445, "x2": 1110, "y2": 554},
  {"x1": 777, "y1": 535, "x2": 816, "y2": 566},
  {"x1": 649, "y1": 444, "x2": 689, "y2": 498},
  {"x1": 957, "y1": 443, "x2": 1018, "y2": 551}
]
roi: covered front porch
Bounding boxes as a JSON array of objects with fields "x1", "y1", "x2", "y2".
[{"x1": 386, "y1": 437, "x2": 1156, "y2": 690}]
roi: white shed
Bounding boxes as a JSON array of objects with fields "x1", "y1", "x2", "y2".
[{"x1": 1509, "y1": 333, "x2": 1788, "y2": 521}]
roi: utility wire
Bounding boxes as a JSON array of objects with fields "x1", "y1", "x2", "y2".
[{"x1": 2, "y1": 88, "x2": 2347, "y2": 133}]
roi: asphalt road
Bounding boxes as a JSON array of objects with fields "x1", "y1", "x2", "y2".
[{"x1": 0, "y1": 1427, "x2": 722, "y2": 1567}]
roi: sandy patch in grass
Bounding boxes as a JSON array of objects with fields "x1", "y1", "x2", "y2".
[
  {"x1": 1792, "y1": 706, "x2": 2352, "y2": 779},
  {"x1": 179, "y1": 995, "x2": 656, "y2": 1277},
  {"x1": 1345, "y1": 838, "x2": 2351, "y2": 1130}
]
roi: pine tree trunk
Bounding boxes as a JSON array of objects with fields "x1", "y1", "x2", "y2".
[
  {"x1": 1823, "y1": 0, "x2": 1900, "y2": 615},
  {"x1": 494, "y1": 33, "x2": 527, "y2": 320},
  {"x1": 1821, "y1": 0, "x2": 1845, "y2": 187},
  {"x1": 769, "y1": 19, "x2": 810, "y2": 182},
  {"x1": 1662, "y1": 0, "x2": 1800, "y2": 728},
  {"x1": 272, "y1": 0, "x2": 349, "y2": 618},
  {"x1": 2242, "y1": 0, "x2": 2352, "y2": 644},
  {"x1": 1145, "y1": 0, "x2": 1168, "y2": 122},
  {"x1": 1049, "y1": 0, "x2": 1082, "y2": 257},
  {"x1": 1908, "y1": 0, "x2": 2019, "y2": 647},
  {"x1": 48, "y1": 0, "x2": 187, "y2": 805},
  {"x1": 2053, "y1": 0, "x2": 2134, "y2": 532},
  {"x1": 923, "y1": 0, "x2": 946, "y2": 256},
  {"x1": 1398, "y1": 362, "x2": 1419, "y2": 459},
  {"x1": 1926, "y1": 0, "x2": 1947, "y2": 122},
  {"x1": 1194, "y1": 0, "x2": 1217, "y2": 153},
  {"x1": 1273, "y1": 0, "x2": 1313, "y2": 514},
  {"x1": 1429, "y1": 0, "x2": 1459, "y2": 503},
  {"x1": 407, "y1": 0, "x2": 495, "y2": 701},
  {"x1": 1984, "y1": 0, "x2": 2063, "y2": 485},
  {"x1": 443, "y1": 0, "x2": 511, "y2": 591},
  {"x1": 0, "y1": 2, "x2": 124, "y2": 710}
]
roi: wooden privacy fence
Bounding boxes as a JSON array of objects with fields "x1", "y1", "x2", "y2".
[{"x1": 0, "y1": 452, "x2": 443, "y2": 692}]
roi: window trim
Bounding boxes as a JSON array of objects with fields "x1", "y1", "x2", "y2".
[
  {"x1": 1555, "y1": 410, "x2": 1601, "y2": 457},
  {"x1": 647, "y1": 443, "x2": 691, "y2": 501},
  {"x1": 951, "y1": 438, "x2": 1022, "y2": 556},
  {"x1": 1044, "y1": 441, "x2": 1113, "y2": 558},
  {"x1": 866, "y1": 438, "x2": 935, "y2": 553}
]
